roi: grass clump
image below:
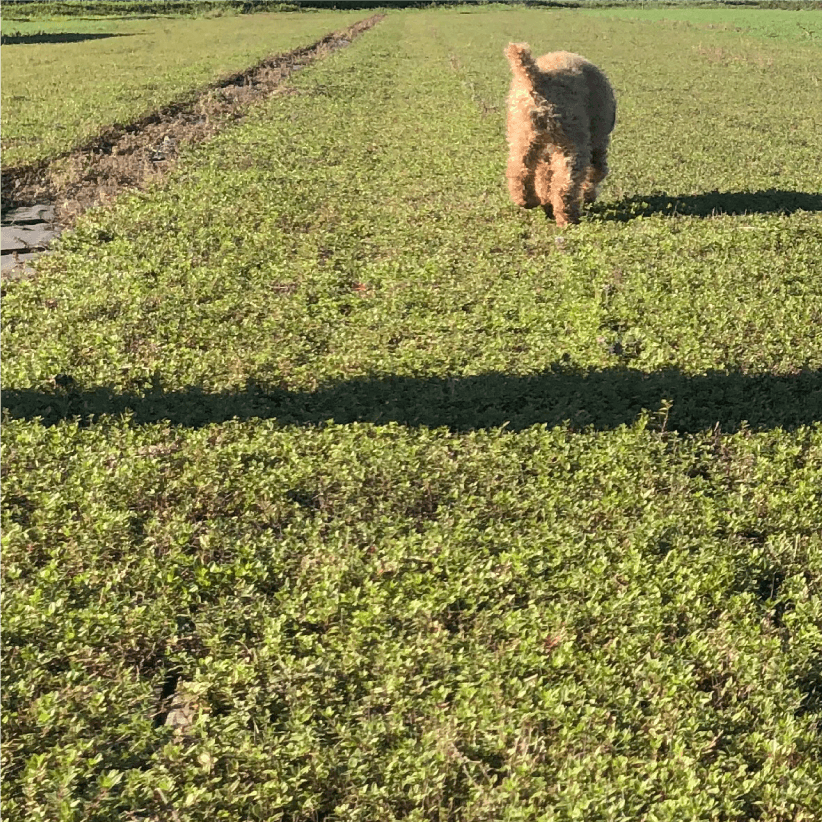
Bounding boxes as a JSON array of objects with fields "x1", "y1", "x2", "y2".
[
  {"x1": 4, "y1": 418, "x2": 822, "y2": 820},
  {"x1": 2, "y1": 6, "x2": 822, "y2": 821}
]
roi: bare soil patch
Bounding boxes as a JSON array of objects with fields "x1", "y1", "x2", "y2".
[{"x1": 1, "y1": 14, "x2": 384, "y2": 226}]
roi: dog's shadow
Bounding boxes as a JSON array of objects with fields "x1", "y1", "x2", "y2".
[{"x1": 592, "y1": 189, "x2": 822, "y2": 222}]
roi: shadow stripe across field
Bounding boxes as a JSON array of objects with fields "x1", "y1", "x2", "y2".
[{"x1": 5, "y1": 367, "x2": 821, "y2": 432}]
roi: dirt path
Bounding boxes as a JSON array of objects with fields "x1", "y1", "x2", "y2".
[{"x1": 1, "y1": 14, "x2": 384, "y2": 278}]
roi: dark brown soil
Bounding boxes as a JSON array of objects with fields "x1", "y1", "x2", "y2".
[{"x1": 1, "y1": 14, "x2": 384, "y2": 227}]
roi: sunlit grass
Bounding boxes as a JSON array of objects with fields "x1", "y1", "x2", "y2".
[
  {"x1": 0, "y1": 9, "x2": 366, "y2": 167},
  {"x1": 580, "y1": 5, "x2": 822, "y2": 41}
]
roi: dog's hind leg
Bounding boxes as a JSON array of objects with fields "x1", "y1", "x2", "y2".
[
  {"x1": 533, "y1": 154, "x2": 553, "y2": 207},
  {"x1": 506, "y1": 135, "x2": 541, "y2": 209},
  {"x1": 582, "y1": 139, "x2": 610, "y2": 204},
  {"x1": 533, "y1": 152, "x2": 555, "y2": 220},
  {"x1": 507, "y1": 165, "x2": 539, "y2": 209},
  {"x1": 549, "y1": 150, "x2": 589, "y2": 227}
]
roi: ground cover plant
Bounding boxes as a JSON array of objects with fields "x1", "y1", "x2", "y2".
[
  {"x1": 0, "y1": 8, "x2": 365, "y2": 167},
  {"x1": 3, "y1": 5, "x2": 822, "y2": 821},
  {"x1": 581, "y1": 4, "x2": 822, "y2": 41}
]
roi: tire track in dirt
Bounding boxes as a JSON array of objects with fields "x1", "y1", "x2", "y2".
[{"x1": 1, "y1": 14, "x2": 384, "y2": 278}]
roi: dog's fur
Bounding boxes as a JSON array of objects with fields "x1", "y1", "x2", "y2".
[{"x1": 505, "y1": 44, "x2": 616, "y2": 227}]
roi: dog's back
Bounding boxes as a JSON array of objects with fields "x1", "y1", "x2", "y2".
[
  {"x1": 506, "y1": 45, "x2": 616, "y2": 140},
  {"x1": 537, "y1": 52, "x2": 616, "y2": 140}
]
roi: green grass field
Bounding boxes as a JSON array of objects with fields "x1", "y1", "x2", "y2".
[
  {"x1": 0, "y1": 9, "x2": 365, "y2": 167},
  {"x1": 581, "y1": 5, "x2": 822, "y2": 41},
  {"x1": 3, "y1": 5, "x2": 822, "y2": 821}
]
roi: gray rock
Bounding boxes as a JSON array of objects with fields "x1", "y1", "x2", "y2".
[
  {"x1": 1, "y1": 203, "x2": 60, "y2": 271},
  {"x1": 1, "y1": 250, "x2": 44, "y2": 275},
  {"x1": 164, "y1": 699, "x2": 195, "y2": 732},
  {"x1": 2, "y1": 223, "x2": 59, "y2": 253},
  {"x1": 4, "y1": 204, "x2": 56, "y2": 224}
]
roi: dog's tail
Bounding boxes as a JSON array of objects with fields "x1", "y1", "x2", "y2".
[{"x1": 505, "y1": 42, "x2": 540, "y2": 87}]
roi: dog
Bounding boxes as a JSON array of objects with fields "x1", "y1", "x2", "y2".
[{"x1": 505, "y1": 44, "x2": 616, "y2": 227}]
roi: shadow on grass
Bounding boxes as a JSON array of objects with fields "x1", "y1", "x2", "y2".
[
  {"x1": 0, "y1": 32, "x2": 132, "y2": 45},
  {"x1": 4, "y1": 366, "x2": 821, "y2": 433},
  {"x1": 599, "y1": 189, "x2": 822, "y2": 221}
]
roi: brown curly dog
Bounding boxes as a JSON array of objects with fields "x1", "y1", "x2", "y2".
[{"x1": 505, "y1": 44, "x2": 616, "y2": 227}]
